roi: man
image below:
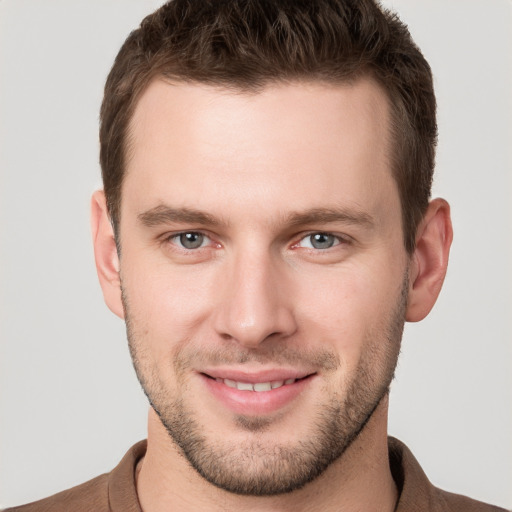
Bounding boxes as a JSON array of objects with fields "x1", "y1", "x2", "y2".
[{"x1": 3, "y1": 1, "x2": 508, "y2": 511}]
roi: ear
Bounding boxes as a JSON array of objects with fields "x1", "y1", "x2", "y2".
[
  {"x1": 406, "y1": 198, "x2": 453, "y2": 322},
  {"x1": 91, "y1": 190, "x2": 124, "y2": 319}
]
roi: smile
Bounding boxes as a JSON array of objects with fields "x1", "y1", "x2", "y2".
[
  {"x1": 213, "y1": 377, "x2": 298, "y2": 392},
  {"x1": 200, "y1": 372, "x2": 315, "y2": 415}
]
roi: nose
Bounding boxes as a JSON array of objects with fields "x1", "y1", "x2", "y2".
[{"x1": 213, "y1": 250, "x2": 297, "y2": 348}]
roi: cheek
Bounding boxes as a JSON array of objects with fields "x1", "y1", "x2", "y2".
[
  {"x1": 296, "y1": 266, "x2": 388, "y2": 326},
  {"x1": 121, "y1": 257, "x2": 217, "y2": 353},
  {"x1": 294, "y1": 264, "x2": 402, "y2": 359}
]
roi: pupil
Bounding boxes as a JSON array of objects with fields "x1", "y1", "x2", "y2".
[
  {"x1": 311, "y1": 233, "x2": 334, "y2": 249},
  {"x1": 180, "y1": 232, "x2": 203, "y2": 249}
]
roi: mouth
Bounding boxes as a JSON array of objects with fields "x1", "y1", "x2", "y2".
[
  {"x1": 202, "y1": 374, "x2": 312, "y2": 392},
  {"x1": 199, "y1": 370, "x2": 317, "y2": 415}
]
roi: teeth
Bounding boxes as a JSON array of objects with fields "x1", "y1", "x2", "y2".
[
  {"x1": 224, "y1": 379, "x2": 237, "y2": 389},
  {"x1": 253, "y1": 382, "x2": 272, "y2": 392},
  {"x1": 215, "y1": 378, "x2": 297, "y2": 391},
  {"x1": 237, "y1": 382, "x2": 254, "y2": 391}
]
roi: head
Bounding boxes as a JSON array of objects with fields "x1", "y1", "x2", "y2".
[{"x1": 92, "y1": 0, "x2": 452, "y2": 498}]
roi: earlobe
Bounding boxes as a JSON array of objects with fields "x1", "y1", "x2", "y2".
[
  {"x1": 406, "y1": 198, "x2": 453, "y2": 322},
  {"x1": 90, "y1": 190, "x2": 125, "y2": 319}
]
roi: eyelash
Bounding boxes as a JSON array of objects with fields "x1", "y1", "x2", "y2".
[
  {"x1": 165, "y1": 231, "x2": 216, "y2": 251},
  {"x1": 163, "y1": 231, "x2": 349, "y2": 252},
  {"x1": 292, "y1": 232, "x2": 348, "y2": 250}
]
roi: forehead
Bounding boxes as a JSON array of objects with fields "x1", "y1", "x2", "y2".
[
  {"x1": 128, "y1": 77, "x2": 391, "y2": 158},
  {"x1": 123, "y1": 78, "x2": 397, "y2": 227}
]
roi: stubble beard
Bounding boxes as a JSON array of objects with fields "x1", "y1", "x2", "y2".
[{"x1": 123, "y1": 277, "x2": 407, "y2": 496}]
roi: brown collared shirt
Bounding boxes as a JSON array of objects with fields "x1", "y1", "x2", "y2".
[{"x1": 3, "y1": 438, "x2": 508, "y2": 511}]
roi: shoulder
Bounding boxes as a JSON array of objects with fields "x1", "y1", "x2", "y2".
[
  {"x1": 389, "y1": 437, "x2": 509, "y2": 512},
  {"x1": 3, "y1": 440, "x2": 146, "y2": 512},
  {"x1": 2, "y1": 473, "x2": 109, "y2": 512},
  {"x1": 433, "y1": 488, "x2": 509, "y2": 512}
]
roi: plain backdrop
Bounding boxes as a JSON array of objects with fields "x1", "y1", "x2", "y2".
[{"x1": 1, "y1": 0, "x2": 511, "y2": 509}]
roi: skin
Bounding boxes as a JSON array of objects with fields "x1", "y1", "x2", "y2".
[{"x1": 92, "y1": 78, "x2": 452, "y2": 512}]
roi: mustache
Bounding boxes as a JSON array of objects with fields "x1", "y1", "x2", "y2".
[{"x1": 173, "y1": 343, "x2": 341, "y2": 373}]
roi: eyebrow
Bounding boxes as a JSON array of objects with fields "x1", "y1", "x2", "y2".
[
  {"x1": 285, "y1": 207, "x2": 375, "y2": 229},
  {"x1": 138, "y1": 205, "x2": 223, "y2": 228},
  {"x1": 137, "y1": 204, "x2": 374, "y2": 230}
]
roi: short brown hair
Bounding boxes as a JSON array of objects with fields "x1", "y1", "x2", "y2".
[{"x1": 100, "y1": 0, "x2": 436, "y2": 254}]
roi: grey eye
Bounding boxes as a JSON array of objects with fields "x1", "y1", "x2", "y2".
[
  {"x1": 309, "y1": 233, "x2": 336, "y2": 249},
  {"x1": 179, "y1": 232, "x2": 205, "y2": 249}
]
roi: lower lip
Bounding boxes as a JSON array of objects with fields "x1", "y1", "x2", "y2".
[{"x1": 201, "y1": 374, "x2": 314, "y2": 416}]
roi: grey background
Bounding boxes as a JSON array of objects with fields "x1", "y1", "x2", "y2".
[{"x1": 1, "y1": 0, "x2": 511, "y2": 508}]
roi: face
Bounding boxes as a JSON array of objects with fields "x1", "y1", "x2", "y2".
[{"x1": 118, "y1": 79, "x2": 410, "y2": 495}]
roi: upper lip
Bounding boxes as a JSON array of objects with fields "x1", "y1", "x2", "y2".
[{"x1": 199, "y1": 367, "x2": 315, "y2": 383}]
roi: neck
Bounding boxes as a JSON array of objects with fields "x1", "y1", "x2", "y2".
[{"x1": 136, "y1": 398, "x2": 397, "y2": 512}]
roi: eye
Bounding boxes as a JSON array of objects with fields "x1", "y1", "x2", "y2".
[
  {"x1": 297, "y1": 232, "x2": 341, "y2": 250},
  {"x1": 170, "y1": 232, "x2": 210, "y2": 250}
]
